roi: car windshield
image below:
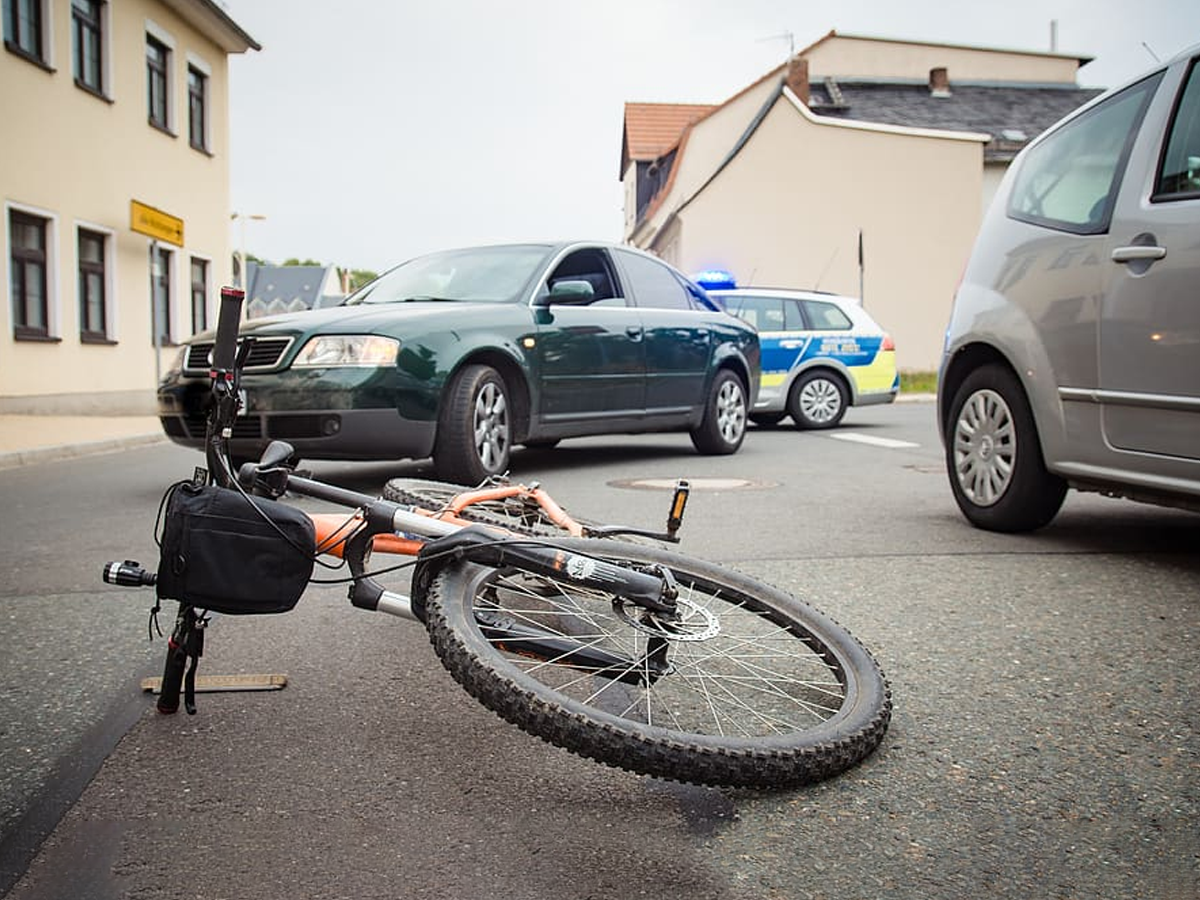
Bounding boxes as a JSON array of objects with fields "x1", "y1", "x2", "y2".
[{"x1": 346, "y1": 245, "x2": 552, "y2": 305}]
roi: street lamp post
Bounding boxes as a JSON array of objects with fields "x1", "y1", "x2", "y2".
[{"x1": 230, "y1": 212, "x2": 267, "y2": 291}]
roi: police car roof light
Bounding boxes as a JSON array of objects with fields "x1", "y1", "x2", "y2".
[{"x1": 693, "y1": 270, "x2": 737, "y2": 290}]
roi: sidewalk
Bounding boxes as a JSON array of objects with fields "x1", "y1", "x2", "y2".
[{"x1": 0, "y1": 415, "x2": 165, "y2": 470}]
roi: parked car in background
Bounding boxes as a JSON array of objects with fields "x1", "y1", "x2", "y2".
[
  {"x1": 702, "y1": 281, "x2": 898, "y2": 428},
  {"x1": 158, "y1": 242, "x2": 760, "y2": 484},
  {"x1": 938, "y1": 43, "x2": 1200, "y2": 532}
]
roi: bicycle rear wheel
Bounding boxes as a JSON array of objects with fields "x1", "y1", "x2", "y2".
[
  {"x1": 422, "y1": 538, "x2": 891, "y2": 788},
  {"x1": 383, "y1": 478, "x2": 600, "y2": 537}
]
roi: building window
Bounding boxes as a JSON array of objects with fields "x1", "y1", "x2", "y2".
[
  {"x1": 151, "y1": 245, "x2": 172, "y2": 345},
  {"x1": 146, "y1": 33, "x2": 170, "y2": 131},
  {"x1": 78, "y1": 229, "x2": 108, "y2": 341},
  {"x1": 71, "y1": 0, "x2": 103, "y2": 93},
  {"x1": 188, "y1": 65, "x2": 208, "y2": 152},
  {"x1": 190, "y1": 257, "x2": 208, "y2": 333},
  {"x1": 9, "y1": 209, "x2": 51, "y2": 339},
  {"x1": 3, "y1": 0, "x2": 46, "y2": 65}
]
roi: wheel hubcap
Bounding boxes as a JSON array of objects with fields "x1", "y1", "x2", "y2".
[
  {"x1": 474, "y1": 383, "x2": 509, "y2": 470},
  {"x1": 715, "y1": 380, "x2": 746, "y2": 443},
  {"x1": 953, "y1": 388, "x2": 1015, "y2": 507},
  {"x1": 800, "y1": 378, "x2": 841, "y2": 423}
]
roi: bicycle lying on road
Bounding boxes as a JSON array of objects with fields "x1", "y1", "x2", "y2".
[{"x1": 105, "y1": 287, "x2": 891, "y2": 789}]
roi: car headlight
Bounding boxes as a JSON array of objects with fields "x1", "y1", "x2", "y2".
[
  {"x1": 163, "y1": 346, "x2": 187, "y2": 380},
  {"x1": 292, "y1": 335, "x2": 400, "y2": 368}
]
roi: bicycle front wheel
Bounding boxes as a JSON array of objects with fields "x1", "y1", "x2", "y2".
[{"x1": 422, "y1": 538, "x2": 891, "y2": 788}]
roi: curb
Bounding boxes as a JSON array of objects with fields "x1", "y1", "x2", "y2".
[{"x1": 0, "y1": 433, "x2": 167, "y2": 471}]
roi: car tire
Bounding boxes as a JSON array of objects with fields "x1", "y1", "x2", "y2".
[
  {"x1": 433, "y1": 364, "x2": 513, "y2": 485},
  {"x1": 788, "y1": 370, "x2": 848, "y2": 429},
  {"x1": 945, "y1": 363, "x2": 1067, "y2": 533},
  {"x1": 690, "y1": 369, "x2": 747, "y2": 455}
]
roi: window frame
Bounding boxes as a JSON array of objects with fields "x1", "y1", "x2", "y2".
[
  {"x1": 77, "y1": 224, "x2": 115, "y2": 344},
  {"x1": 1007, "y1": 73, "x2": 1163, "y2": 235},
  {"x1": 186, "y1": 60, "x2": 210, "y2": 153},
  {"x1": 3, "y1": 0, "x2": 52, "y2": 68},
  {"x1": 71, "y1": 0, "x2": 105, "y2": 96},
  {"x1": 7, "y1": 204, "x2": 59, "y2": 342},
  {"x1": 800, "y1": 299, "x2": 854, "y2": 331},
  {"x1": 150, "y1": 243, "x2": 175, "y2": 346},
  {"x1": 1152, "y1": 56, "x2": 1200, "y2": 203},
  {"x1": 189, "y1": 255, "x2": 210, "y2": 334},
  {"x1": 613, "y1": 248, "x2": 695, "y2": 311}
]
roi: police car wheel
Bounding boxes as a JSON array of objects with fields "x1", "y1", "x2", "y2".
[{"x1": 789, "y1": 371, "x2": 847, "y2": 429}]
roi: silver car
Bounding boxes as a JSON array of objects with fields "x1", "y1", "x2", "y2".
[{"x1": 938, "y1": 43, "x2": 1200, "y2": 532}]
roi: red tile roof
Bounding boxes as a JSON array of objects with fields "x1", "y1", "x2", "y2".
[{"x1": 621, "y1": 102, "x2": 717, "y2": 175}]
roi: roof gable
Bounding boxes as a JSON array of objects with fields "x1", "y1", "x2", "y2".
[{"x1": 621, "y1": 103, "x2": 716, "y2": 176}]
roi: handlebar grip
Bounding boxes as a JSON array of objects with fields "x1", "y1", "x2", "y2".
[
  {"x1": 211, "y1": 287, "x2": 245, "y2": 372},
  {"x1": 156, "y1": 637, "x2": 188, "y2": 715}
]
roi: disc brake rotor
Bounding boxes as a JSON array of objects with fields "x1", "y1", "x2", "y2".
[{"x1": 613, "y1": 595, "x2": 721, "y2": 641}]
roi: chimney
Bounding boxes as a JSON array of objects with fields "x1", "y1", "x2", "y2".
[
  {"x1": 786, "y1": 57, "x2": 810, "y2": 106},
  {"x1": 929, "y1": 67, "x2": 951, "y2": 98}
]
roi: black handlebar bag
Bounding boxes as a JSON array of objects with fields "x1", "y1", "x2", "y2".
[{"x1": 156, "y1": 483, "x2": 315, "y2": 614}]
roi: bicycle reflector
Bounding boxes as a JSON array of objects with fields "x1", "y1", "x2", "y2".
[{"x1": 667, "y1": 480, "x2": 690, "y2": 539}]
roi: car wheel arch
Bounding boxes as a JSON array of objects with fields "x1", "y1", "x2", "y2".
[{"x1": 439, "y1": 350, "x2": 533, "y2": 444}]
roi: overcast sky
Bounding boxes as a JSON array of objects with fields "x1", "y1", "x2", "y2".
[{"x1": 220, "y1": 0, "x2": 1193, "y2": 274}]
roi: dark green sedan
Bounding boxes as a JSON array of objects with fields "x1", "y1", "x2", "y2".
[{"x1": 158, "y1": 241, "x2": 760, "y2": 484}]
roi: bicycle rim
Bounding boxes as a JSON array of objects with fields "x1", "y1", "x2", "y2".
[
  {"x1": 381, "y1": 478, "x2": 577, "y2": 536},
  {"x1": 422, "y1": 538, "x2": 891, "y2": 788}
]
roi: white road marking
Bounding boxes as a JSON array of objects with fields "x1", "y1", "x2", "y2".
[{"x1": 828, "y1": 432, "x2": 920, "y2": 449}]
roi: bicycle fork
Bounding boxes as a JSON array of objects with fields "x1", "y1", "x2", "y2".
[{"x1": 408, "y1": 528, "x2": 681, "y2": 685}]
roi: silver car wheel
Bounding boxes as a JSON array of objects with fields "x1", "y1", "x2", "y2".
[
  {"x1": 715, "y1": 377, "x2": 746, "y2": 443},
  {"x1": 799, "y1": 377, "x2": 842, "y2": 424},
  {"x1": 952, "y1": 388, "x2": 1015, "y2": 507},
  {"x1": 473, "y1": 381, "x2": 509, "y2": 472}
]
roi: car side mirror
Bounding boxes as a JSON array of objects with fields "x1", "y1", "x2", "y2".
[{"x1": 538, "y1": 279, "x2": 595, "y2": 306}]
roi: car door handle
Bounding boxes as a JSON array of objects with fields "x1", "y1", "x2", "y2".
[
  {"x1": 626, "y1": 326, "x2": 644, "y2": 340},
  {"x1": 1111, "y1": 245, "x2": 1166, "y2": 263}
]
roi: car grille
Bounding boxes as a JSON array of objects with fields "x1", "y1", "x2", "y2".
[
  {"x1": 182, "y1": 410, "x2": 264, "y2": 439},
  {"x1": 183, "y1": 337, "x2": 294, "y2": 373}
]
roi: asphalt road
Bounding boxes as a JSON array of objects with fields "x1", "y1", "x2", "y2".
[{"x1": 1, "y1": 402, "x2": 1197, "y2": 899}]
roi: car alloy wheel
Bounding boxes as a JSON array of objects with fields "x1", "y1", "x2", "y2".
[
  {"x1": 715, "y1": 377, "x2": 747, "y2": 444},
  {"x1": 473, "y1": 380, "x2": 510, "y2": 475},
  {"x1": 951, "y1": 387, "x2": 1014, "y2": 507}
]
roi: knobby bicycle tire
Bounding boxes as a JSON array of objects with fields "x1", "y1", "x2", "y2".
[{"x1": 421, "y1": 538, "x2": 891, "y2": 788}]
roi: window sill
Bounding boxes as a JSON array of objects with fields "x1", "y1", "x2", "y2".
[
  {"x1": 189, "y1": 142, "x2": 214, "y2": 158},
  {"x1": 13, "y1": 330, "x2": 62, "y2": 343},
  {"x1": 80, "y1": 333, "x2": 117, "y2": 346},
  {"x1": 75, "y1": 79, "x2": 114, "y2": 104},
  {"x1": 3, "y1": 41, "x2": 54, "y2": 73},
  {"x1": 148, "y1": 119, "x2": 177, "y2": 138}
]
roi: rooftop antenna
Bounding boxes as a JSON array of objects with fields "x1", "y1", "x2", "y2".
[
  {"x1": 757, "y1": 31, "x2": 795, "y2": 61},
  {"x1": 1142, "y1": 42, "x2": 1160, "y2": 62}
]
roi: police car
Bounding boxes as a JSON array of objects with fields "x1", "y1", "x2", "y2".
[{"x1": 700, "y1": 276, "x2": 899, "y2": 429}]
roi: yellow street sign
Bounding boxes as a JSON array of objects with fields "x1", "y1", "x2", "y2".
[{"x1": 130, "y1": 199, "x2": 184, "y2": 246}]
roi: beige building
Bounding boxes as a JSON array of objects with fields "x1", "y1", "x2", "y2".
[
  {"x1": 2, "y1": 0, "x2": 258, "y2": 414},
  {"x1": 623, "y1": 31, "x2": 1102, "y2": 371}
]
